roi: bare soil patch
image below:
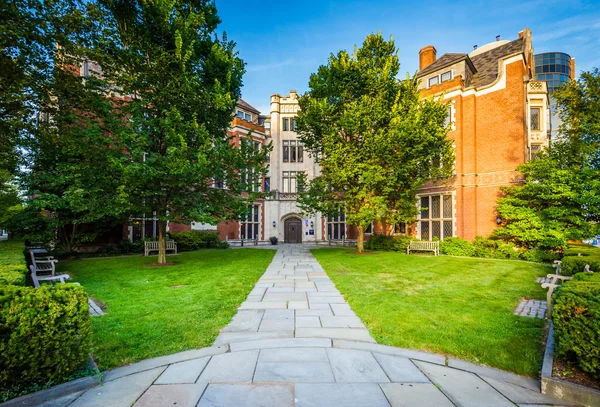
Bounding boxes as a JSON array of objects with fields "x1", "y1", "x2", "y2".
[{"x1": 553, "y1": 358, "x2": 600, "y2": 391}]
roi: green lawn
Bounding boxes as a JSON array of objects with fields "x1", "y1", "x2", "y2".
[
  {"x1": 312, "y1": 249, "x2": 549, "y2": 377},
  {"x1": 57, "y1": 249, "x2": 274, "y2": 370},
  {"x1": 0, "y1": 239, "x2": 25, "y2": 265}
]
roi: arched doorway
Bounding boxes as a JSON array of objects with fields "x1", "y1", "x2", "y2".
[{"x1": 284, "y1": 217, "x2": 303, "y2": 243}]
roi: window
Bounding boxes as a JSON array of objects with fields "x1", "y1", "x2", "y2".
[
  {"x1": 130, "y1": 213, "x2": 158, "y2": 241},
  {"x1": 245, "y1": 113, "x2": 251, "y2": 121},
  {"x1": 240, "y1": 139, "x2": 261, "y2": 192},
  {"x1": 393, "y1": 222, "x2": 406, "y2": 234},
  {"x1": 213, "y1": 178, "x2": 224, "y2": 189},
  {"x1": 530, "y1": 107, "x2": 541, "y2": 131},
  {"x1": 282, "y1": 140, "x2": 303, "y2": 162},
  {"x1": 264, "y1": 177, "x2": 270, "y2": 192},
  {"x1": 445, "y1": 106, "x2": 452, "y2": 127},
  {"x1": 327, "y1": 210, "x2": 346, "y2": 240},
  {"x1": 441, "y1": 71, "x2": 452, "y2": 82},
  {"x1": 530, "y1": 144, "x2": 541, "y2": 160},
  {"x1": 283, "y1": 118, "x2": 289, "y2": 131},
  {"x1": 419, "y1": 194, "x2": 453, "y2": 240},
  {"x1": 83, "y1": 61, "x2": 89, "y2": 77},
  {"x1": 364, "y1": 223, "x2": 374, "y2": 234},
  {"x1": 282, "y1": 171, "x2": 302, "y2": 193},
  {"x1": 241, "y1": 205, "x2": 260, "y2": 240},
  {"x1": 237, "y1": 111, "x2": 244, "y2": 119},
  {"x1": 292, "y1": 119, "x2": 297, "y2": 131},
  {"x1": 428, "y1": 76, "x2": 439, "y2": 87}
]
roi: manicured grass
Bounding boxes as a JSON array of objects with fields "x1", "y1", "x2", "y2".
[
  {"x1": 0, "y1": 239, "x2": 25, "y2": 265},
  {"x1": 312, "y1": 249, "x2": 549, "y2": 377},
  {"x1": 58, "y1": 249, "x2": 274, "y2": 370}
]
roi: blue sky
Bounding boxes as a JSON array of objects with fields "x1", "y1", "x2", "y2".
[{"x1": 217, "y1": 0, "x2": 600, "y2": 114}]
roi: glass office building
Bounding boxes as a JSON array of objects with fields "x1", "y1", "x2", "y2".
[{"x1": 533, "y1": 52, "x2": 574, "y2": 140}]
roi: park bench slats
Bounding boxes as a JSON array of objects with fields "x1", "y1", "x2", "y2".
[
  {"x1": 144, "y1": 240, "x2": 177, "y2": 256},
  {"x1": 406, "y1": 240, "x2": 439, "y2": 256},
  {"x1": 28, "y1": 250, "x2": 71, "y2": 288}
]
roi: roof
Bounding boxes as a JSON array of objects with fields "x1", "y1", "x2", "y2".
[
  {"x1": 236, "y1": 98, "x2": 260, "y2": 114},
  {"x1": 417, "y1": 53, "x2": 468, "y2": 78},
  {"x1": 469, "y1": 38, "x2": 524, "y2": 88},
  {"x1": 416, "y1": 37, "x2": 525, "y2": 88}
]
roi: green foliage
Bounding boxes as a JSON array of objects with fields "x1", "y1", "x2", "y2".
[
  {"x1": 169, "y1": 230, "x2": 228, "y2": 251},
  {"x1": 553, "y1": 279, "x2": 600, "y2": 379},
  {"x1": 561, "y1": 256, "x2": 600, "y2": 276},
  {"x1": 0, "y1": 284, "x2": 91, "y2": 390},
  {"x1": 563, "y1": 243, "x2": 600, "y2": 257},
  {"x1": 364, "y1": 235, "x2": 412, "y2": 252},
  {"x1": 96, "y1": 240, "x2": 144, "y2": 256},
  {"x1": 0, "y1": 240, "x2": 27, "y2": 286},
  {"x1": 519, "y1": 248, "x2": 560, "y2": 263},
  {"x1": 439, "y1": 237, "x2": 475, "y2": 257},
  {"x1": 93, "y1": 0, "x2": 268, "y2": 263},
  {"x1": 295, "y1": 33, "x2": 454, "y2": 252}
]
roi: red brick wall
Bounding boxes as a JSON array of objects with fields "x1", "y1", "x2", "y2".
[
  {"x1": 168, "y1": 223, "x2": 191, "y2": 233},
  {"x1": 420, "y1": 58, "x2": 527, "y2": 241}
]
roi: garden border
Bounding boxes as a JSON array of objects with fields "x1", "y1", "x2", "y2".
[{"x1": 541, "y1": 321, "x2": 600, "y2": 406}]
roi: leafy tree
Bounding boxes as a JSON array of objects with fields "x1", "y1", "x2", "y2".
[
  {"x1": 94, "y1": 0, "x2": 269, "y2": 263},
  {"x1": 494, "y1": 68, "x2": 600, "y2": 249},
  {"x1": 0, "y1": 171, "x2": 22, "y2": 230},
  {"x1": 1, "y1": 0, "x2": 128, "y2": 251},
  {"x1": 295, "y1": 33, "x2": 454, "y2": 252}
]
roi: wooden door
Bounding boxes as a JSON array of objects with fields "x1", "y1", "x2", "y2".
[{"x1": 284, "y1": 219, "x2": 302, "y2": 243}]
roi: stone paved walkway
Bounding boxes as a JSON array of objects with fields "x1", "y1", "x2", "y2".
[{"x1": 29, "y1": 246, "x2": 571, "y2": 407}]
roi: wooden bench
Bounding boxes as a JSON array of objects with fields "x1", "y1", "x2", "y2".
[
  {"x1": 144, "y1": 240, "x2": 177, "y2": 256},
  {"x1": 28, "y1": 250, "x2": 70, "y2": 288},
  {"x1": 406, "y1": 240, "x2": 439, "y2": 256}
]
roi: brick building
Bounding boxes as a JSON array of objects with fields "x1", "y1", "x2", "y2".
[
  {"x1": 131, "y1": 28, "x2": 552, "y2": 245},
  {"x1": 414, "y1": 28, "x2": 549, "y2": 241}
]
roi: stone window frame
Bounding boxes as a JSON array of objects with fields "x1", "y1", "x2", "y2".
[
  {"x1": 327, "y1": 210, "x2": 346, "y2": 241},
  {"x1": 392, "y1": 222, "x2": 407, "y2": 235},
  {"x1": 530, "y1": 107, "x2": 541, "y2": 131},
  {"x1": 240, "y1": 204, "x2": 261, "y2": 240},
  {"x1": 282, "y1": 140, "x2": 303, "y2": 163},
  {"x1": 283, "y1": 118, "x2": 290, "y2": 131},
  {"x1": 417, "y1": 193, "x2": 454, "y2": 241},
  {"x1": 282, "y1": 171, "x2": 302, "y2": 193}
]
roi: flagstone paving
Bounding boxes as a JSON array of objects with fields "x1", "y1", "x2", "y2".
[{"x1": 30, "y1": 246, "x2": 572, "y2": 407}]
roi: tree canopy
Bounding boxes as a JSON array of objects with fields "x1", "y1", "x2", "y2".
[{"x1": 295, "y1": 33, "x2": 454, "y2": 252}]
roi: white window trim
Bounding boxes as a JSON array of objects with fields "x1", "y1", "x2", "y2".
[
  {"x1": 240, "y1": 204, "x2": 261, "y2": 241},
  {"x1": 416, "y1": 193, "x2": 455, "y2": 241}
]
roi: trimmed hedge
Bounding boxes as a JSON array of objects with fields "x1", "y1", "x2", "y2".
[
  {"x1": 439, "y1": 236, "x2": 532, "y2": 260},
  {"x1": 561, "y1": 256, "x2": 600, "y2": 276},
  {"x1": 0, "y1": 284, "x2": 91, "y2": 389},
  {"x1": 96, "y1": 239, "x2": 144, "y2": 256},
  {"x1": 553, "y1": 278, "x2": 600, "y2": 379},
  {"x1": 364, "y1": 235, "x2": 412, "y2": 252},
  {"x1": 168, "y1": 230, "x2": 229, "y2": 251}
]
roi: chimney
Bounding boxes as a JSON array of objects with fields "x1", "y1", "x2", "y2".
[
  {"x1": 419, "y1": 45, "x2": 437, "y2": 71},
  {"x1": 496, "y1": 35, "x2": 501, "y2": 41}
]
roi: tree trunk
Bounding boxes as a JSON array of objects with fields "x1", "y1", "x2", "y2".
[
  {"x1": 157, "y1": 220, "x2": 167, "y2": 264},
  {"x1": 357, "y1": 224, "x2": 364, "y2": 253}
]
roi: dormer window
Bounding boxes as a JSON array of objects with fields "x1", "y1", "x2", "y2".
[
  {"x1": 428, "y1": 76, "x2": 439, "y2": 87},
  {"x1": 441, "y1": 71, "x2": 452, "y2": 82},
  {"x1": 237, "y1": 111, "x2": 243, "y2": 119},
  {"x1": 245, "y1": 113, "x2": 251, "y2": 121}
]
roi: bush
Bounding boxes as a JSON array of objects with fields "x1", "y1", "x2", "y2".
[
  {"x1": 519, "y1": 248, "x2": 560, "y2": 263},
  {"x1": 96, "y1": 239, "x2": 144, "y2": 256},
  {"x1": 563, "y1": 244, "x2": 600, "y2": 257},
  {"x1": 364, "y1": 235, "x2": 412, "y2": 252},
  {"x1": 553, "y1": 279, "x2": 600, "y2": 379},
  {"x1": 472, "y1": 236, "x2": 498, "y2": 258},
  {"x1": 561, "y1": 255, "x2": 600, "y2": 276},
  {"x1": 0, "y1": 265, "x2": 27, "y2": 286},
  {"x1": 439, "y1": 237, "x2": 474, "y2": 257},
  {"x1": 168, "y1": 230, "x2": 228, "y2": 251},
  {"x1": 0, "y1": 284, "x2": 91, "y2": 390}
]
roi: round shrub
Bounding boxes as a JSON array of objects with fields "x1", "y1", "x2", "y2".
[
  {"x1": 553, "y1": 280, "x2": 600, "y2": 379},
  {"x1": 519, "y1": 248, "x2": 560, "y2": 263},
  {"x1": 0, "y1": 284, "x2": 91, "y2": 390},
  {"x1": 168, "y1": 230, "x2": 225, "y2": 251},
  {"x1": 561, "y1": 256, "x2": 600, "y2": 276},
  {"x1": 439, "y1": 237, "x2": 474, "y2": 256},
  {"x1": 364, "y1": 235, "x2": 411, "y2": 252}
]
